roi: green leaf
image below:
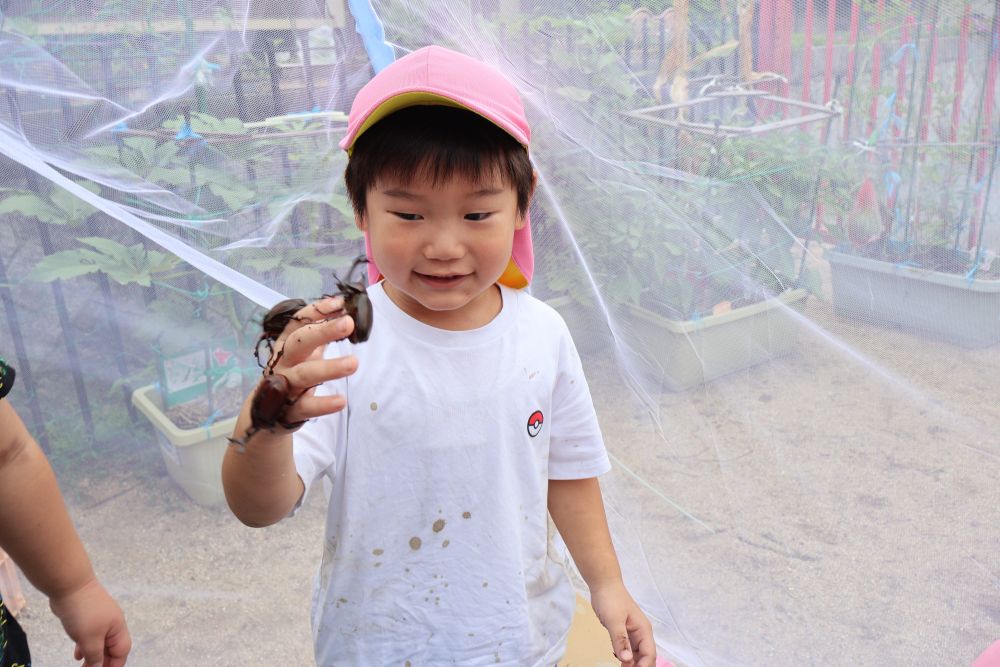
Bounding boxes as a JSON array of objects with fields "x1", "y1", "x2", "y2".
[
  {"x1": 206, "y1": 178, "x2": 255, "y2": 210},
  {"x1": 241, "y1": 254, "x2": 284, "y2": 272},
  {"x1": 27, "y1": 249, "x2": 106, "y2": 282},
  {"x1": 27, "y1": 238, "x2": 181, "y2": 286},
  {"x1": 0, "y1": 193, "x2": 60, "y2": 221},
  {"x1": 340, "y1": 225, "x2": 364, "y2": 241},
  {"x1": 50, "y1": 184, "x2": 99, "y2": 220},
  {"x1": 328, "y1": 193, "x2": 357, "y2": 220},
  {"x1": 801, "y1": 265, "x2": 824, "y2": 297},
  {"x1": 555, "y1": 86, "x2": 593, "y2": 102},
  {"x1": 282, "y1": 265, "x2": 324, "y2": 299}
]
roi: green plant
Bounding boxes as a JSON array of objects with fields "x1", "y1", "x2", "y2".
[{"x1": 5, "y1": 107, "x2": 364, "y2": 422}]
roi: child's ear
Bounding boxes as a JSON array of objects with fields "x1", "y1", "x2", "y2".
[{"x1": 355, "y1": 211, "x2": 367, "y2": 231}]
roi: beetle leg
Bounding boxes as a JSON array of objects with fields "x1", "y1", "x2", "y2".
[{"x1": 227, "y1": 425, "x2": 259, "y2": 452}]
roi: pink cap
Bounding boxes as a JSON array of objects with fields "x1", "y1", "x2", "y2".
[{"x1": 341, "y1": 46, "x2": 534, "y2": 288}]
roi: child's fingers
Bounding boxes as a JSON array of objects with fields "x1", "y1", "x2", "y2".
[
  {"x1": 277, "y1": 312, "x2": 355, "y2": 368},
  {"x1": 280, "y1": 391, "x2": 348, "y2": 424},
  {"x1": 611, "y1": 625, "x2": 634, "y2": 665},
  {"x1": 631, "y1": 633, "x2": 658, "y2": 667},
  {"x1": 283, "y1": 355, "x2": 358, "y2": 392},
  {"x1": 75, "y1": 639, "x2": 104, "y2": 667},
  {"x1": 292, "y1": 296, "x2": 345, "y2": 327},
  {"x1": 626, "y1": 613, "x2": 656, "y2": 667}
]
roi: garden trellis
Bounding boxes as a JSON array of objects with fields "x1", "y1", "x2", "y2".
[{"x1": 1, "y1": 1, "x2": 999, "y2": 665}]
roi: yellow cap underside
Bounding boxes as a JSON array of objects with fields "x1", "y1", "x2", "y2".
[
  {"x1": 498, "y1": 257, "x2": 528, "y2": 288},
  {"x1": 348, "y1": 93, "x2": 470, "y2": 154}
]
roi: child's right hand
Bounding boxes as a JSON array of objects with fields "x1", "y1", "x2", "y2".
[
  {"x1": 257, "y1": 296, "x2": 360, "y2": 428},
  {"x1": 49, "y1": 578, "x2": 131, "y2": 667}
]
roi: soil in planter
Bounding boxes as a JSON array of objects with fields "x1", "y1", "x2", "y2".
[
  {"x1": 641, "y1": 280, "x2": 798, "y2": 321},
  {"x1": 850, "y1": 241, "x2": 1000, "y2": 279},
  {"x1": 164, "y1": 386, "x2": 245, "y2": 430}
]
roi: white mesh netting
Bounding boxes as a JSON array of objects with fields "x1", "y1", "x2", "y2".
[{"x1": 1, "y1": 0, "x2": 999, "y2": 664}]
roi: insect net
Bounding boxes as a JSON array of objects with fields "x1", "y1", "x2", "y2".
[{"x1": 0, "y1": 0, "x2": 998, "y2": 664}]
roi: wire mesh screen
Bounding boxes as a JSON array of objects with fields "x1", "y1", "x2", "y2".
[{"x1": 1, "y1": 0, "x2": 998, "y2": 665}]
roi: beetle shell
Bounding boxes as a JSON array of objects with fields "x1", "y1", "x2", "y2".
[
  {"x1": 251, "y1": 374, "x2": 291, "y2": 429},
  {"x1": 345, "y1": 290, "x2": 373, "y2": 343},
  {"x1": 262, "y1": 298, "x2": 307, "y2": 339}
]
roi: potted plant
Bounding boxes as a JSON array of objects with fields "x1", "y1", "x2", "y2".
[
  {"x1": 522, "y1": 46, "x2": 823, "y2": 388},
  {"x1": 11, "y1": 108, "x2": 362, "y2": 504},
  {"x1": 823, "y1": 135, "x2": 1000, "y2": 348}
]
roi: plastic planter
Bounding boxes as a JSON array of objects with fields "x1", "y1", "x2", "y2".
[
  {"x1": 828, "y1": 251, "x2": 1000, "y2": 348},
  {"x1": 132, "y1": 384, "x2": 236, "y2": 506},
  {"x1": 549, "y1": 289, "x2": 809, "y2": 391}
]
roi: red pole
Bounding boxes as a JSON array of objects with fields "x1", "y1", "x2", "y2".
[
  {"x1": 868, "y1": 0, "x2": 885, "y2": 137},
  {"x1": 843, "y1": 0, "x2": 861, "y2": 136},
  {"x1": 803, "y1": 0, "x2": 815, "y2": 106},
  {"x1": 970, "y1": 4, "x2": 1000, "y2": 249},
  {"x1": 758, "y1": 0, "x2": 776, "y2": 118},
  {"x1": 951, "y1": 4, "x2": 972, "y2": 142},
  {"x1": 823, "y1": 0, "x2": 836, "y2": 104},
  {"x1": 919, "y1": 21, "x2": 939, "y2": 142},
  {"x1": 890, "y1": 3, "x2": 915, "y2": 182},
  {"x1": 759, "y1": 0, "x2": 775, "y2": 75},
  {"x1": 780, "y1": 0, "x2": 793, "y2": 100}
]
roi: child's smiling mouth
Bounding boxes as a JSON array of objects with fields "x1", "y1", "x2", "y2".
[{"x1": 416, "y1": 272, "x2": 469, "y2": 287}]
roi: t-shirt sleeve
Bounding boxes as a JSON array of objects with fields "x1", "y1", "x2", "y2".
[
  {"x1": 547, "y1": 323, "x2": 612, "y2": 480},
  {"x1": 291, "y1": 342, "x2": 348, "y2": 508}
]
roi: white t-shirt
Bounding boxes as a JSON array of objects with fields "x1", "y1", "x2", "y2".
[{"x1": 293, "y1": 282, "x2": 611, "y2": 666}]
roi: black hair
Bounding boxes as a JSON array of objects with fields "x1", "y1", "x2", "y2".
[{"x1": 344, "y1": 105, "x2": 534, "y2": 217}]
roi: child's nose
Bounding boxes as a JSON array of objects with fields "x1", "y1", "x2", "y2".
[{"x1": 423, "y1": 223, "x2": 465, "y2": 260}]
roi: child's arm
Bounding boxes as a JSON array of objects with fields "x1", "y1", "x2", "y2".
[
  {"x1": 0, "y1": 400, "x2": 132, "y2": 667},
  {"x1": 549, "y1": 477, "x2": 657, "y2": 667},
  {"x1": 222, "y1": 297, "x2": 357, "y2": 527}
]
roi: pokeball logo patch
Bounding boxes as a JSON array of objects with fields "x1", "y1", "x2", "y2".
[{"x1": 526, "y1": 410, "x2": 544, "y2": 438}]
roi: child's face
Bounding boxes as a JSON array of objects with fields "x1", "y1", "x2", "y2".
[{"x1": 359, "y1": 171, "x2": 526, "y2": 331}]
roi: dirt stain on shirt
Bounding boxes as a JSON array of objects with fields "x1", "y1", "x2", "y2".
[
  {"x1": 432, "y1": 519, "x2": 446, "y2": 532},
  {"x1": 409, "y1": 537, "x2": 422, "y2": 550}
]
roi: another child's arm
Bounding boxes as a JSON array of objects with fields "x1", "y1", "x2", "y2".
[
  {"x1": 222, "y1": 297, "x2": 357, "y2": 527},
  {"x1": 549, "y1": 477, "x2": 656, "y2": 667},
  {"x1": 0, "y1": 400, "x2": 131, "y2": 667}
]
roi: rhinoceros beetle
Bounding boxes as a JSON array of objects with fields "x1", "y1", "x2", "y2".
[
  {"x1": 332, "y1": 255, "x2": 373, "y2": 344},
  {"x1": 252, "y1": 256, "x2": 372, "y2": 370},
  {"x1": 253, "y1": 298, "x2": 308, "y2": 370},
  {"x1": 234, "y1": 256, "x2": 372, "y2": 449},
  {"x1": 227, "y1": 373, "x2": 308, "y2": 450}
]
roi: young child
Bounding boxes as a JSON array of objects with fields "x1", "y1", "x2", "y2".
[
  {"x1": 0, "y1": 357, "x2": 132, "y2": 667},
  {"x1": 222, "y1": 45, "x2": 656, "y2": 666}
]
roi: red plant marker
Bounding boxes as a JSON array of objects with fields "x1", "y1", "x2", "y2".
[{"x1": 848, "y1": 176, "x2": 884, "y2": 247}]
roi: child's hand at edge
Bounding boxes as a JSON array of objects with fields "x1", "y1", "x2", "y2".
[
  {"x1": 590, "y1": 581, "x2": 657, "y2": 667},
  {"x1": 262, "y1": 295, "x2": 359, "y2": 426},
  {"x1": 49, "y1": 577, "x2": 131, "y2": 667}
]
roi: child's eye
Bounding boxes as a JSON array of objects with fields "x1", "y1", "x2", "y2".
[
  {"x1": 392, "y1": 212, "x2": 422, "y2": 221},
  {"x1": 465, "y1": 212, "x2": 492, "y2": 221}
]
